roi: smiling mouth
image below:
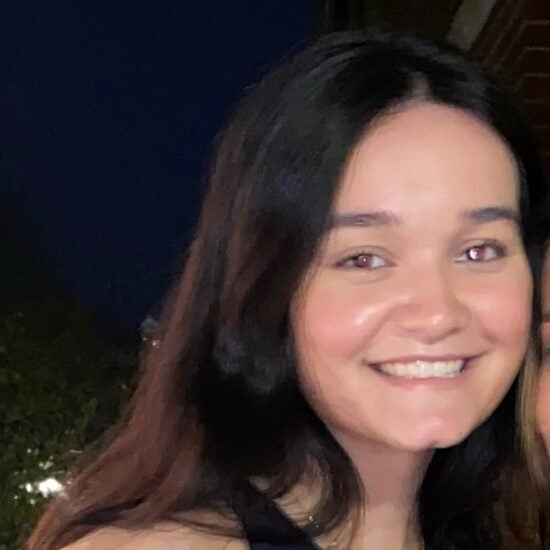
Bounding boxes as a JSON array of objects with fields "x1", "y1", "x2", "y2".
[{"x1": 370, "y1": 359, "x2": 468, "y2": 379}]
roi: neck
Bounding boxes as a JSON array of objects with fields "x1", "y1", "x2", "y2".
[{"x1": 334, "y1": 433, "x2": 433, "y2": 550}]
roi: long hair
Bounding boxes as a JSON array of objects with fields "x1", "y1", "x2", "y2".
[{"x1": 28, "y1": 31, "x2": 550, "y2": 550}]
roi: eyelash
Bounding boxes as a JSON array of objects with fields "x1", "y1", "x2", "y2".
[
  {"x1": 335, "y1": 240, "x2": 508, "y2": 270},
  {"x1": 456, "y1": 240, "x2": 508, "y2": 263},
  {"x1": 335, "y1": 252, "x2": 391, "y2": 270}
]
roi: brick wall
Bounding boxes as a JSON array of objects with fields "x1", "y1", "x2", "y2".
[{"x1": 469, "y1": 0, "x2": 550, "y2": 178}]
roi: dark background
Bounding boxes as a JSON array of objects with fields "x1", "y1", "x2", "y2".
[
  {"x1": 1, "y1": 1, "x2": 312, "y2": 338},
  {"x1": 1, "y1": 6, "x2": 313, "y2": 541}
]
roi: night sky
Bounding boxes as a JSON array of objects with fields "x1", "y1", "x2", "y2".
[{"x1": 2, "y1": 2, "x2": 311, "y2": 335}]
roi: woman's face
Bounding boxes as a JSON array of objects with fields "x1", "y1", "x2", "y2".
[
  {"x1": 292, "y1": 103, "x2": 532, "y2": 452},
  {"x1": 536, "y1": 256, "x2": 550, "y2": 448}
]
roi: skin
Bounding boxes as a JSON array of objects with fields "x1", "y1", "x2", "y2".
[
  {"x1": 61, "y1": 524, "x2": 246, "y2": 550},
  {"x1": 292, "y1": 103, "x2": 532, "y2": 549},
  {"x1": 536, "y1": 255, "x2": 550, "y2": 448}
]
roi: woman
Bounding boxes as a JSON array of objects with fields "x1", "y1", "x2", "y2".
[
  {"x1": 538, "y1": 250, "x2": 550, "y2": 450},
  {"x1": 28, "y1": 31, "x2": 550, "y2": 550}
]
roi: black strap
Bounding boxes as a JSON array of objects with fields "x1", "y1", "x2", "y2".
[{"x1": 230, "y1": 481, "x2": 321, "y2": 550}]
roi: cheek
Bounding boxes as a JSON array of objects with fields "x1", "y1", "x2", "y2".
[
  {"x1": 294, "y1": 282, "x2": 388, "y2": 362},
  {"x1": 468, "y1": 268, "x2": 532, "y2": 344}
]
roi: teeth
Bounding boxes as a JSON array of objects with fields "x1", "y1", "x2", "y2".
[{"x1": 376, "y1": 360, "x2": 465, "y2": 379}]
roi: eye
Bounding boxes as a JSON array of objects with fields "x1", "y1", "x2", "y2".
[
  {"x1": 456, "y1": 241, "x2": 507, "y2": 263},
  {"x1": 336, "y1": 252, "x2": 390, "y2": 270}
]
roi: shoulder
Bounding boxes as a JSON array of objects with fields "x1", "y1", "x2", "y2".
[{"x1": 60, "y1": 522, "x2": 247, "y2": 550}]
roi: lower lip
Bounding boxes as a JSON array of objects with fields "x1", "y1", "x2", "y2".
[{"x1": 368, "y1": 360, "x2": 473, "y2": 390}]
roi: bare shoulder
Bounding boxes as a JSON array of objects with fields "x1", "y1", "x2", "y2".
[{"x1": 60, "y1": 522, "x2": 247, "y2": 550}]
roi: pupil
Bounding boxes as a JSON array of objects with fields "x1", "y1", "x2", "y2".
[
  {"x1": 469, "y1": 246, "x2": 483, "y2": 260},
  {"x1": 357, "y1": 254, "x2": 371, "y2": 267}
]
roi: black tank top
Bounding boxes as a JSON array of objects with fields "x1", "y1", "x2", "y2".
[{"x1": 231, "y1": 481, "x2": 321, "y2": 550}]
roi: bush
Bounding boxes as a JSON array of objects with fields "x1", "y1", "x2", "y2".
[{"x1": 0, "y1": 300, "x2": 135, "y2": 549}]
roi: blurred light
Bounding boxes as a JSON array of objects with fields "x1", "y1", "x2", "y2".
[{"x1": 37, "y1": 477, "x2": 63, "y2": 497}]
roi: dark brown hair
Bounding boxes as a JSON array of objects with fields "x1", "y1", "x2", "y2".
[{"x1": 28, "y1": 31, "x2": 550, "y2": 550}]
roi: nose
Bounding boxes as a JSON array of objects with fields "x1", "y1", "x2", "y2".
[{"x1": 394, "y1": 267, "x2": 471, "y2": 344}]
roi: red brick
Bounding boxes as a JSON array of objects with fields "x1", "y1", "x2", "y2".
[
  {"x1": 519, "y1": 47, "x2": 550, "y2": 73},
  {"x1": 518, "y1": 74, "x2": 550, "y2": 99},
  {"x1": 542, "y1": 152, "x2": 550, "y2": 178},
  {"x1": 524, "y1": 100, "x2": 550, "y2": 125},
  {"x1": 499, "y1": 21, "x2": 550, "y2": 75},
  {"x1": 532, "y1": 127, "x2": 550, "y2": 160},
  {"x1": 522, "y1": 0, "x2": 550, "y2": 20},
  {"x1": 523, "y1": 21, "x2": 550, "y2": 48}
]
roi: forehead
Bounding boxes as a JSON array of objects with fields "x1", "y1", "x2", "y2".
[{"x1": 336, "y1": 103, "x2": 519, "y2": 213}]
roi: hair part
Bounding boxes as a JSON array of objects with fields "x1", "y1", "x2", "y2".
[{"x1": 28, "y1": 30, "x2": 550, "y2": 550}]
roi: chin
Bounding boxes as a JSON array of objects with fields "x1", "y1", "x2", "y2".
[{"x1": 388, "y1": 422, "x2": 473, "y2": 451}]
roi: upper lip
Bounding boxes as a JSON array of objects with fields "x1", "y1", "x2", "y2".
[{"x1": 367, "y1": 354, "x2": 478, "y2": 365}]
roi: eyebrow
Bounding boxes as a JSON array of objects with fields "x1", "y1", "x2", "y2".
[
  {"x1": 330, "y1": 206, "x2": 520, "y2": 230},
  {"x1": 331, "y1": 210, "x2": 399, "y2": 228},
  {"x1": 461, "y1": 206, "x2": 520, "y2": 226}
]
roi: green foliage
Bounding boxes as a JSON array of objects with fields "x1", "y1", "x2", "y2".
[
  {"x1": 0, "y1": 191, "x2": 138, "y2": 548},
  {"x1": 0, "y1": 299, "x2": 136, "y2": 549}
]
